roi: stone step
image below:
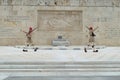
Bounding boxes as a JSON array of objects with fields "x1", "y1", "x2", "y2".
[
  {"x1": 4, "y1": 76, "x2": 120, "y2": 80},
  {"x1": 0, "y1": 68, "x2": 120, "y2": 72},
  {"x1": 0, "y1": 61, "x2": 120, "y2": 72},
  {"x1": 0, "y1": 65, "x2": 120, "y2": 69},
  {"x1": 0, "y1": 61, "x2": 120, "y2": 65}
]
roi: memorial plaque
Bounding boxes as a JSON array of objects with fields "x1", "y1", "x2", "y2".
[
  {"x1": 7, "y1": 16, "x2": 29, "y2": 21},
  {"x1": 52, "y1": 35, "x2": 70, "y2": 46},
  {"x1": 105, "y1": 27, "x2": 120, "y2": 38},
  {"x1": 0, "y1": 26, "x2": 20, "y2": 38},
  {"x1": 92, "y1": 17, "x2": 112, "y2": 22}
]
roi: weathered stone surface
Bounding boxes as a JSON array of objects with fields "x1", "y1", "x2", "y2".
[
  {"x1": 0, "y1": 0, "x2": 119, "y2": 46},
  {"x1": 0, "y1": 0, "x2": 119, "y2": 7}
]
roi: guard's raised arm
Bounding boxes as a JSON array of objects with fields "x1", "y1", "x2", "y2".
[
  {"x1": 93, "y1": 26, "x2": 99, "y2": 31},
  {"x1": 85, "y1": 25, "x2": 89, "y2": 29},
  {"x1": 20, "y1": 29, "x2": 27, "y2": 34},
  {"x1": 32, "y1": 27, "x2": 39, "y2": 32}
]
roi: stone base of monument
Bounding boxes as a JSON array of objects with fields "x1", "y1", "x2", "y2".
[
  {"x1": 0, "y1": 46, "x2": 119, "y2": 80},
  {"x1": 2, "y1": 61, "x2": 120, "y2": 80}
]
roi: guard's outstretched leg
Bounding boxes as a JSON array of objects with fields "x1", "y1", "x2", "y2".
[{"x1": 92, "y1": 45, "x2": 98, "y2": 52}]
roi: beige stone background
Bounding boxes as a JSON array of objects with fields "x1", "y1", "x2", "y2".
[{"x1": 0, "y1": 0, "x2": 120, "y2": 46}]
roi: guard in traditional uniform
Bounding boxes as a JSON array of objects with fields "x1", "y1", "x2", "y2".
[
  {"x1": 21, "y1": 27, "x2": 38, "y2": 46},
  {"x1": 84, "y1": 26, "x2": 99, "y2": 52}
]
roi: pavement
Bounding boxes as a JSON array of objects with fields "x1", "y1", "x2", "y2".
[
  {"x1": 0, "y1": 46, "x2": 120, "y2": 62},
  {"x1": 0, "y1": 46, "x2": 120, "y2": 80}
]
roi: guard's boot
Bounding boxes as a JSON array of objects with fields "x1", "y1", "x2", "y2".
[
  {"x1": 84, "y1": 48, "x2": 87, "y2": 53},
  {"x1": 92, "y1": 45, "x2": 94, "y2": 48},
  {"x1": 23, "y1": 49, "x2": 28, "y2": 52},
  {"x1": 34, "y1": 47, "x2": 38, "y2": 52},
  {"x1": 93, "y1": 50, "x2": 98, "y2": 52}
]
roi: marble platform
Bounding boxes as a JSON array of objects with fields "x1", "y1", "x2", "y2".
[{"x1": 0, "y1": 46, "x2": 120, "y2": 80}]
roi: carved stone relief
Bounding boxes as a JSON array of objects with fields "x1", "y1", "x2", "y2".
[{"x1": 37, "y1": 11, "x2": 82, "y2": 31}]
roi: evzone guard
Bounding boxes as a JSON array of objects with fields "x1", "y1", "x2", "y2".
[
  {"x1": 84, "y1": 26, "x2": 99, "y2": 52},
  {"x1": 21, "y1": 26, "x2": 38, "y2": 52}
]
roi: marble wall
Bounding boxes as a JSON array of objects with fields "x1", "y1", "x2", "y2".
[{"x1": 0, "y1": 0, "x2": 120, "y2": 46}]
